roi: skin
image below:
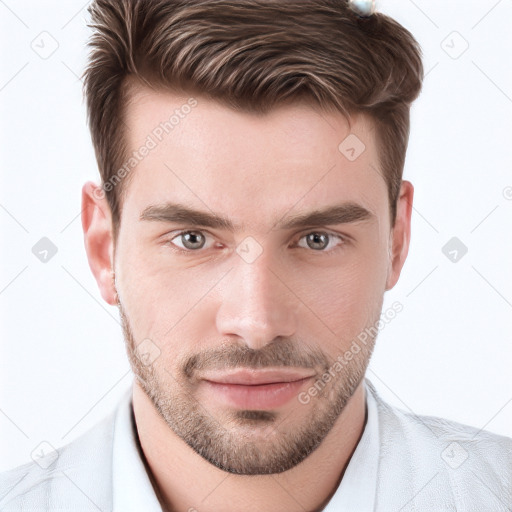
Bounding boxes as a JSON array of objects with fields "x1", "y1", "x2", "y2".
[{"x1": 82, "y1": 87, "x2": 413, "y2": 512}]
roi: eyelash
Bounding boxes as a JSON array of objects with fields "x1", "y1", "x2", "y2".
[{"x1": 163, "y1": 230, "x2": 348, "y2": 255}]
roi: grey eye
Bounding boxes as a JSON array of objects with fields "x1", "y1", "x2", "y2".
[
  {"x1": 305, "y1": 232, "x2": 329, "y2": 250},
  {"x1": 177, "y1": 231, "x2": 206, "y2": 250},
  {"x1": 296, "y1": 231, "x2": 345, "y2": 252}
]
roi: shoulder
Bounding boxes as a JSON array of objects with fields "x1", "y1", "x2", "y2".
[
  {"x1": 365, "y1": 379, "x2": 512, "y2": 509},
  {"x1": 0, "y1": 408, "x2": 117, "y2": 511},
  {"x1": 374, "y1": 381, "x2": 511, "y2": 462},
  {"x1": 399, "y1": 403, "x2": 511, "y2": 471}
]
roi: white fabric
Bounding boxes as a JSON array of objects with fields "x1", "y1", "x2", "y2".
[
  {"x1": 111, "y1": 387, "x2": 162, "y2": 512},
  {"x1": 1, "y1": 377, "x2": 511, "y2": 511},
  {"x1": 323, "y1": 381, "x2": 379, "y2": 511}
]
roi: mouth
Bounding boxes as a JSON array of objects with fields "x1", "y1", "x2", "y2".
[{"x1": 199, "y1": 368, "x2": 315, "y2": 409}]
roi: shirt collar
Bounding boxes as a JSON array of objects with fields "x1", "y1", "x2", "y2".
[
  {"x1": 112, "y1": 378, "x2": 379, "y2": 512},
  {"x1": 322, "y1": 377, "x2": 380, "y2": 511},
  {"x1": 112, "y1": 386, "x2": 163, "y2": 512}
]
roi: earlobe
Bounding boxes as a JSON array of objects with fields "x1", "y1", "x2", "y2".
[
  {"x1": 81, "y1": 181, "x2": 117, "y2": 306},
  {"x1": 385, "y1": 180, "x2": 414, "y2": 291}
]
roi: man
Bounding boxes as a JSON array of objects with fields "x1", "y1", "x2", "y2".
[{"x1": 1, "y1": 0, "x2": 510, "y2": 510}]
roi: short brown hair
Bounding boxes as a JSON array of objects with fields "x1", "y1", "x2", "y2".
[{"x1": 83, "y1": 0, "x2": 423, "y2": 240}]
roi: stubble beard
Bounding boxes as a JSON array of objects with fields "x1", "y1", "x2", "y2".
[{"x1": 118, "y1": 301, "x2": 377, "y2": 475}]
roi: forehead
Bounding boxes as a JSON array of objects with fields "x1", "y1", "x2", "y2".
[{"x1": 120, "y1": 86, "x2": 387, "y2": 230}]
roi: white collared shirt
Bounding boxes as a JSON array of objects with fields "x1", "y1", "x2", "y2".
[
  {"x1": 112, "y1": 387, "x2": 163, "y2": 511},
  {"x1": 323, "y1": 380, "x2": 379, "y2": 511},
  {"x1": 112, "y1": 379, "x2": 379, "y2": 512}
]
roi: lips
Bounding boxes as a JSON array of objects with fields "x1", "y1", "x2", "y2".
[
  {"x1": 201, "y1": 368, "x2": 315, "y2": 385},
  {"x1": 199, "y1": 368, "x2": 315, "y2": 409}
]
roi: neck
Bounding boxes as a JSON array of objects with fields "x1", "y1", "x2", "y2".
[{"x1": 132, "y1": 380, "x2": 367, "y2": 512}]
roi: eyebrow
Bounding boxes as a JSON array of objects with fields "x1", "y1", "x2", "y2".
[{"x1": 139, "y1": 201, "x2": 374, "y2": 231}]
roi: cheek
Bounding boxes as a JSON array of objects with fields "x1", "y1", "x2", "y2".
[
  {"x1": 300, "y1": 244, "x2": 388, "y2": 346},
  {"x1": 116, "y1": 243, "x2": 222, "y2": 342},
  {"x1": 114, "y1": 239, "x2": 170, "y2": 336}
]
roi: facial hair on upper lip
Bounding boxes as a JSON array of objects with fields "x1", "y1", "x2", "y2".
[{"x1": 181, "y1": 339, "x2": 331, "y2": 382}]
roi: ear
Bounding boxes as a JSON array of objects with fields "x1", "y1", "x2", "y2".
[
  {"x1": 385, "y1": 180, "x2": 414, "y2": 291},
  {"x1": 81, "y1": 181, "x2": 117, "y2": 305}
]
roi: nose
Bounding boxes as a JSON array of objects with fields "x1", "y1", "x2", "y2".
[{"x1": 215, "y1": 247, "x2": 298, "y2": 350}]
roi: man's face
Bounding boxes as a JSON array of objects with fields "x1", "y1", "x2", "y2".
[{"x1": 112, "y1": 88, "x2": 394, "y2": 475}]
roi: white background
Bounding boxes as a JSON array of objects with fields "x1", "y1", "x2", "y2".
[{"x1": 1, "y1": 0, "x2": 511, "y2": 470}]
